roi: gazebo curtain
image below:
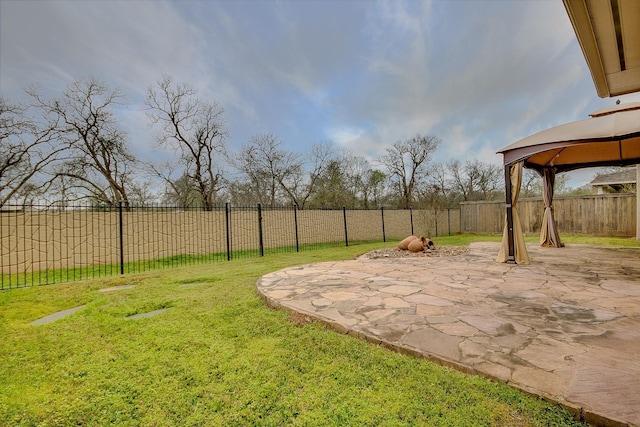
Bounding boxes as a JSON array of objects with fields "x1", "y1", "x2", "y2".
[
  {"x1": 540, "y1": 167, "x2": 564, "y2": 248},
  {"x1": 497, "y1": 162, "x2": 529, "y2": 264}
]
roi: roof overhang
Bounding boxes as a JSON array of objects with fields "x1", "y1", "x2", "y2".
[{"x1": 563, "y1": 0, "x2": 640, "y2": 98}]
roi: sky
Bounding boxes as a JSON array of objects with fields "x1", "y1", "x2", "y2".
[{"x1": 2, "y1": 0, "x2": 639, "y2": 187}]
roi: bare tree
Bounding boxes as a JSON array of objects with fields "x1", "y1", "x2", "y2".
[
  {"x1": 233, "y1": 135, "x2": 335, "y2": 208},
  {"x1": 552, "y1": 173, "x2": 570, "y2": 195},
  {"x1": 447, "y1": 159, "x2": 502, "y2": 202},
  {"x1": 128, "y1": 180, "x2": 160, "y2": 206},
  {"x1": 365, "y1": 169, "x2": 387, "y2": 208},
  {"x1": 164, "y1": 172, "x2": 202, "y2": 206},
  {"x1": 447, "y1": 159, "x2": 470, "y2": 201},
  {"x1": 144, "y1": 161, "x2": 198, "y2": 206},
  {"x1": 420, "y1": 162, "x2": 454, "y2": 208},
  {"x1": 521, "y1": 168, "x2": 542, "y2": 198},
  {"x1": 0, "y1": 96, "x2": 62, "y2": 206},
  {"x1": 308, "y1": 158, "x2": 352, "y2": 208},
  {"x1": 146, "y1": 75, "x2": 227, "y2": 210},
  {"x1": 279, "y1": 141, "x2": 336, "y2": 209},
  {"x1": 340, "y1": 153, "x2": 387, "y2": 208},
  {"x1": 233, "y1": 133, "x2": 299, "y2": 206},
  {"x1": 225, "y1": 180, "x2": 261, "y2": 206},
  {"x1": 471, "y1": 160, "x2": 503, "y2": 200},
  {"x1": 379, "y1": 134, "x2": 441, "y2": 208},
  {"x1": 29, "y1": 78, "x2": 137, "y2": 207}
]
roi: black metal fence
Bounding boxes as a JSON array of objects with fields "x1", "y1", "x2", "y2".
[{"x1": 1, "y1": 203, "x2": 460, "y2": 289}]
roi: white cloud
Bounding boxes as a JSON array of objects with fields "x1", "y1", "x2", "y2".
[
  {"x1": 2, "y1": 2, "x2": 208, "y2": 96},
  {"x1": 328, "y1": 126, "x2": 366, "y2": 147},
  {"x1": 2, "y1": 0, "x2": 631, "y2": 190}
]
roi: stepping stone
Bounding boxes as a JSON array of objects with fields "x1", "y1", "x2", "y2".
[
  {"x1": 126, "y1": 308, "x2": 169, "y2": 320},
  {"x1": 98, "y1": 285, "x2": 136, "y2": 292},
  {"x1": 31, "y1": 305, "x2": 86, "y2": 326}
]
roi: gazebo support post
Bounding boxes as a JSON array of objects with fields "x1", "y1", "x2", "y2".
[{"x1": 504, "y1": 164, "x2": 516, "y2": 264}]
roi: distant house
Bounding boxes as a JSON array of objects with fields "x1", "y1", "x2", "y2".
[{"x1": 590, "y1": 168, "x2": 637, "y2": 194}]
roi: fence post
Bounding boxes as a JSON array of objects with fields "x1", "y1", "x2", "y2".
[
  {"x1": 257, "y1": 203, "x2": 264, "y2": 257},
  {"x1": 118, "y1": 201, "x2": 124, "y2": 275},
  {"x1": 343, "y1": 206, "x2": 349, "y2": 247},
  {"x1": 447, "y1": 208, "x2": 451, "y2": 236},
  {"x1": 381, "y1": 207, "x2": 386, "y2": 242},
  {"x1": 293, "y1": 204, "x2": 300, "y2": 252},
  {"x1": 434, "y1": 209, "x2": 438, "y2": 237},
  {"x1": 225, "y1": 203, "x2": 231, "y2": 261},
  {"x1": 410, "y1": 208, "x2": 414, "y2": 235}
]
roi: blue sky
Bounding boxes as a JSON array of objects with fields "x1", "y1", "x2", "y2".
[{"x1": 2, "y1": 0, "x2": 639, "y2": 186}]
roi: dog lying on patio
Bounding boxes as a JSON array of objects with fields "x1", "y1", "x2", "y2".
[{"x1": 397, "y1": 235, "x2": 436, "y2": 252}]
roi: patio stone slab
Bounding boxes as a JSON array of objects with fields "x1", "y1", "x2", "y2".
[
  {"x1": 405, "y1": 293, "x2": 454, "y2": 306},
  {"x1": 400, "y1": 327, "x2": 463, "y2": 362},
  {"x1": 257, "y1": 242, "x2": 640, "y2": 426},
  {"x1": 567, "y1": 366, "x2": 640, "y2": 425}
]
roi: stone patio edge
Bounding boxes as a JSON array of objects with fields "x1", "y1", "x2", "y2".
[{"x1": 256, "y1": 280, "x2": 635, "y2": 427}]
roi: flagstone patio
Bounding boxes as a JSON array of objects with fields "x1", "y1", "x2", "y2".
[{"x1": 257, "y1": 242, "x2": 640, "y2": 427}]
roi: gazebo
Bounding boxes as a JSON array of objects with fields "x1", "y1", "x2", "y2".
[
  {"x1": 496, "y1": 0, "x2": 640, "y2": 264},
  {"x1": 496, "y1": 103, "x2": 640, "y2": 264}
]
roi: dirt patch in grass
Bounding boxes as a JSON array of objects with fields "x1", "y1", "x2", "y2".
[{"x1": 288, "y1": 310, "x2": 315, "y2": 327}]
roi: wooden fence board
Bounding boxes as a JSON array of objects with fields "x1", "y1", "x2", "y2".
[{"x1": 461, "y1": 194, "x2": 636, "y2": 236}]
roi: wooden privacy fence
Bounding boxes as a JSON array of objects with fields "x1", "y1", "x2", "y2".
[
  {"x1": 461, "y1": 193, "x2": 636, "y2": 236},
  {"x1": 1, "y1": 204, "x2": 460, "y2": 288}
]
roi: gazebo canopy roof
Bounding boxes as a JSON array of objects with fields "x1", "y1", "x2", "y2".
[{"x1": 497, "y1": 102, "x2": 640, "y2": 172}]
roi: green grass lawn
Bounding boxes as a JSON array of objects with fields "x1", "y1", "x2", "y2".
[{"x1": 3, "y1": 235, "x2": 628, "y2": 426}]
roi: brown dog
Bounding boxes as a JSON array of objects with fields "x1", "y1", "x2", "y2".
[
  {"x1": 407, "y1": 236, "x2": 436, "y2": 252},
  {"x1": 424, "y1": 238, "x2": 436, "y2": 250},
  {"x1": 407, "y1": 238, "x2": 424, "y2": 252},
  {"x1": 397, "y1": 235, "x2": 419, "y2": 250}
]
